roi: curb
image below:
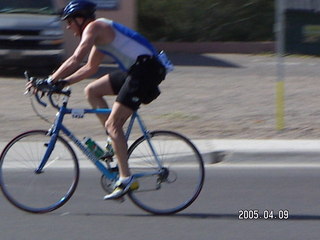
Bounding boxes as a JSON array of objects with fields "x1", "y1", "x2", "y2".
[{"x1": 192, "y1": 139, "x2": 320, "y2": 165}]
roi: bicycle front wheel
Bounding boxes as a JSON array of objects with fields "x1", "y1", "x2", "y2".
[
  {"x1": 0, "y1": 130, "x2": 79, "y2": 213},
  {"x1": 128, "y1": 131, "x2": 205, "y2": 215}
]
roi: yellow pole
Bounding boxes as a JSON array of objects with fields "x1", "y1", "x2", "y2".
[
  {"x1": 275, "y1": 0, "x2": 285, "y2": 130},
  {"x1": 276, "y1": 81, "x2": 285, "y2": 130}
]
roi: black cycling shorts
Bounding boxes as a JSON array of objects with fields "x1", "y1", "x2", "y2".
[
  {"x1": 109, "y1": 55, "x2": 166, "y2": 110},
  {"x1": 109, "y1": 70, "x2": 127, "y2": 94}
]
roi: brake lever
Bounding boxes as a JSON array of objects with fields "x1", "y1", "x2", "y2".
[
  {"x1": 35, "y1": 91, "x2": 48, "y2": 107},
  {"x1": 24, "y1": 71, "x2": 36, "y2": 95}
]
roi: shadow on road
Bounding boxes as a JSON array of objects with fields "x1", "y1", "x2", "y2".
[
  {"x1": 172, "y1": 213, "x2": 320, "y2": 221},
  {"x1": 167, "y1": 53, "x2": 242, "y2": 68},
  {"x1": 122, "y1": 212, "x2": 320, "y2": 221},
  {"x1": 51, "y1": 210, "x2": 320, "y2": 221}
]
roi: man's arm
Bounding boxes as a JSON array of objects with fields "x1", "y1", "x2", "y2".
[
  {"x1": 51, "y1": 22, "x2": 100, "y2": 83},
  {"x1": 64, "y1": 46, "x2": 105, "y2": 85}
]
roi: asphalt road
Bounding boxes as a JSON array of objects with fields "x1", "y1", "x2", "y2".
[{"x1": 1, "y1": 164, "x2": 320, "y2": 240}]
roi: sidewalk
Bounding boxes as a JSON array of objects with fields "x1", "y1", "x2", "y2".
[
  {"x1": 194, "y1": 139, "x2": 320, "y2": 154},
  {"x1": 193, "y1": 139, "x2": 320, "y2": 166}
]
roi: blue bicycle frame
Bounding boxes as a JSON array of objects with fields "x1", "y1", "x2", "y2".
[{"x1": 35, "y1": 94, "x2": 162, "y2": 182}]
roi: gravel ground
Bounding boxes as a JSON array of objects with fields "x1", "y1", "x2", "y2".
[{"x1": 1, "y1": 53, "x2": 320, "y2": 142}]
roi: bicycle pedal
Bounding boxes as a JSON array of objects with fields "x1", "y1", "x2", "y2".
[{"x1": 130, "y1": 181, "x2": 139, "y2": 191}]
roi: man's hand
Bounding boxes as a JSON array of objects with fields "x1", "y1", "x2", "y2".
[
  {"x1": 34, "y1": 78, "x2": 54, "y2": 91},
  {"x1": 25, "y1": 81, "x2": 34, "y2": 95},
  {"x1": 25, "y1": 78, "x2": 67, "y2": 94},
  {"x1": 53, "y1": 80, "x2": 68, "y2": 92},
  {"x1": 25, "y1": 77, "x2": 45, "y2": 95}
]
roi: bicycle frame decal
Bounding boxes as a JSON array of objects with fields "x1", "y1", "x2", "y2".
[{"x1": 71, "y1": 109, "x2": 85, "y2": 118}]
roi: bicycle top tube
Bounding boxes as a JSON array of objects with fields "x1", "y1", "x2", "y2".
[
  {"x1": 61, "y1": 106, "x2": 139, "y2": 118},
  {"x1": 62, "y1": 107, "x2": 113, "y2": 116}
]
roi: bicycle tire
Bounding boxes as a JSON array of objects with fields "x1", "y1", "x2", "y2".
[
  {"x1": 127, "y1": 130, "x2": 205, "y2": 215},
  {"x1": 0, "y1": 130, "x2": 79, "y2": 213}
]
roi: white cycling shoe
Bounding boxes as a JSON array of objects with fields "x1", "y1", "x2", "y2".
[{"x1": 103, "y1": 176, "x2": 139, "y2": 200}]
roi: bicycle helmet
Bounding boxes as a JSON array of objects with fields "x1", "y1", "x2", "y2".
[{"x1": 61, "y1": 0, "x2": 97, "y2": 20}]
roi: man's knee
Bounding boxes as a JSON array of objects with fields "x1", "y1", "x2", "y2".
[
  {"x1": 84, "y1": 83, "x2": 93, "y2": 99},
  {"x1": 84, "y1": 83, "x2": 101, "y2": 100}
]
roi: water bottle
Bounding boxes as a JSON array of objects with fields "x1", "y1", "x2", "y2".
[{"x1": 83, "y1": 137, "x2": 105, "y2": 159}]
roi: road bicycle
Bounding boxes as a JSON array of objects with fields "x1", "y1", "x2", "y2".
[{"x1": 0, "y1": 73, "x2": 205, "y2": 215}]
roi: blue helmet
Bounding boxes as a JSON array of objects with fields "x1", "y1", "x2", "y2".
[{"x1": 61, "y1": 0, "x2": 97, "y2": 20}]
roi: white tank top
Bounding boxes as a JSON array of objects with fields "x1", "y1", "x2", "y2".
[{"x1": 95, "y1": 18, "x2": 158, "y2": 71}]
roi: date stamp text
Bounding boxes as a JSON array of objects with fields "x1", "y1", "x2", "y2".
[{"x1": 238, "y1": 209, "x2": 289, "y2": 220}]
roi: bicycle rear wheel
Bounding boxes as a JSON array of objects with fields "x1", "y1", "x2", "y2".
[
  {"x1": 0, "y1": 130, "x2": 79, "y2": 213},
  {"x1": 127, "y1": 130, "x2": 205, "y2": 215}
]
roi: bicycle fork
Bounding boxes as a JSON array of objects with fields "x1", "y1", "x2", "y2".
[
  {"x1": 35, "y1": 132, "x2": 58, "y2": 174},
  {"x1": 35, "y1": 109, "x2": 64, "y2": 174}
]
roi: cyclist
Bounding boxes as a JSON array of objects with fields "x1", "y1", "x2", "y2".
[{"x1": 27, "y1": 0, "x2": 170, "y2": 200}]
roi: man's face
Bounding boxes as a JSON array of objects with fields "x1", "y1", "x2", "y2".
[{"x1": 66, "y1": 18, "x2": 83, "y2": 37}]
